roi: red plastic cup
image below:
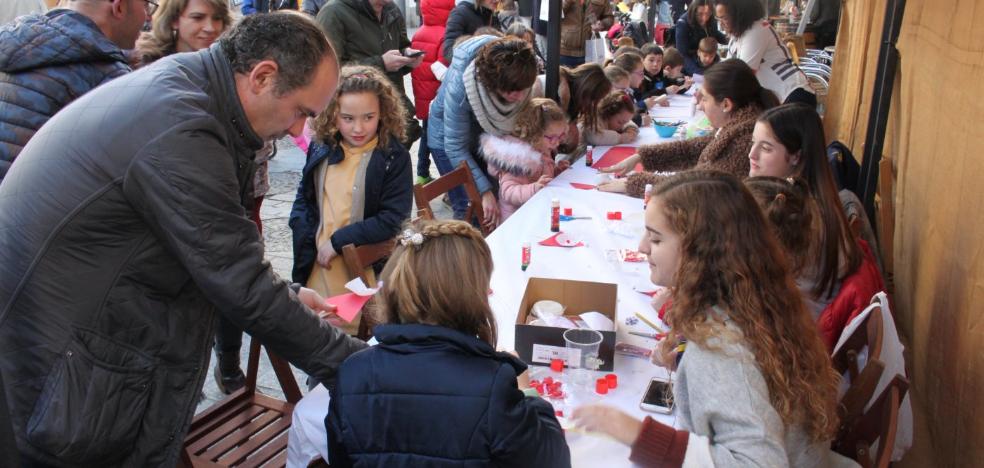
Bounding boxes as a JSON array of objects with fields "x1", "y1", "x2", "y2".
[
  {"x1": 595, "y1": 378, "x2": 609, "y2": 395},
  {"x1": 550, "y1": 358, "x2": 564, "y2": 372},
  {"x1": 614, "y1": 211, "x2": 622, "y2": 220},
  {"x1": 564, "y1": 207, "x2": 573, "y2": 216},
  {"x1": 605, "y1": 373, "x2": 618, "y2": 389},
  {"x1": 606, "y1": 212, "x2": 615, "y2": 220}
]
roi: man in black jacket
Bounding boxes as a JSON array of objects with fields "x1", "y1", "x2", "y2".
[{"x1": 0, "y1": 12, "x2": 367, "y2": 467}]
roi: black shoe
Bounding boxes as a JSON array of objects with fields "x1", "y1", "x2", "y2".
[{"x1": 213, "y1": 350, "x2": 246, "y2": 394}]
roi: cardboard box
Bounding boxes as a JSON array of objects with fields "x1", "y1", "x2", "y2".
[{"x1": 515, "y1": 278, "x2": 618, "y2": 372}]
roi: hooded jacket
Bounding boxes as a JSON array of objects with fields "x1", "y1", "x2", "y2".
[
  {"x1": 0, "y1": 44, "x2": 367, "y2": 466},
  {"x1": 326, "y1": 323, "x2": 571, "y2": 467},
  {"x1": 441, "y1": 0, "x2": 500, "y2": 64},
  {"x1": 0, "y1": 9, "x2": 130, "y2": 182},
  {"x1": 481, "y1": 133, "x2": 556, "y2": 221},
  {"x1": 410, "y1": 0, "x2": 454, "y2": 120}
]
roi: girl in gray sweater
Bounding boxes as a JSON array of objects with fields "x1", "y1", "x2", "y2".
[{"x1": 573, "y1": 170, "x2": 857, "y2": 467}]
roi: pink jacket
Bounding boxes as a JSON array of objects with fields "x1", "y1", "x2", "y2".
[{"x1": 481, "y1": 134, "x2": 556, "y2": 221}]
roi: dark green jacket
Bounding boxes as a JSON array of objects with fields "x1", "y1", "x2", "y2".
[{"x1": 315, "y1": 0, "x2": 411, "y2": 93}]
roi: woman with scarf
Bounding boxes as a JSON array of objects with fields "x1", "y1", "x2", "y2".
[{"x1": 427, "y1": 36, "x2": 537, "y2": 229}]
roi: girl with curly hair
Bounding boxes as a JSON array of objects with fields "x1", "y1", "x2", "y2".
[
  {"x1": 289, "y1": 65, "x2": 413, "y2": 336},
  {"x1": 581, "y1": 91, "x2": 640, "y2": 146},
  {"x1": 573, "y1": 171, "x2": 852, "y2": 467},
  {"x1": 479, "y1": 98, "x2": 570, "y2": 221}
]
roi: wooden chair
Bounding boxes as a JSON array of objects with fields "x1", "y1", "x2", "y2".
[
  {"x1": 835, "y1": 375, "x2": 910, "y2": 468},
  {"x1": 181, "y1": 341, "x2": 301, "y2": 468},
  {"x1": 832, "y1": 309, "x2": 886, "y2": 459},
  {"x1": 413, "y1": 161, "x2": 489, "y2": 236},
  {"x1": 341, "y1": 239, "x2": 396, "y2": 340},
  {"x1": 876, "y1": 156, "x2": 895, "y2": 294}
]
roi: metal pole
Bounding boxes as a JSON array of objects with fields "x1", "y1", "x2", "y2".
[
  {"x1": 859, "y1": 0, "x2": 906, "y2": 223},
  {"x1": 545, "y1": 0, "x2": 561, "y2": 102}
]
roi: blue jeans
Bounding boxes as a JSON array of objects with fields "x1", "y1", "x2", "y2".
[
  {"x1": 416, "y1": 120, "x2": 431, "y2": 178},
  {"x1": 429, "y1": 147, "x2": 469, "y2": 219},
  {"x1": 560, "y1": 55, "x2": 585, "y2": 68}
]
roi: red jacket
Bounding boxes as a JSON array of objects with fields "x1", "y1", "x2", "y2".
[
  {"x1": 410, "y1": 0, "x2": 454, "y2": 120},
  {"x1": 817, "y1": 240, "x2": 886, "y2": 351}
]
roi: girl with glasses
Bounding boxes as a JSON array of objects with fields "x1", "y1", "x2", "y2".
[{"x1": 480, "y1": 98, "x2": 570, "y2": 221}]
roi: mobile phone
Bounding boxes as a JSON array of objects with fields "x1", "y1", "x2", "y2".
[
  {"x1": 404, "y1": 50, "x2": 425, "y2": 58},
  {"x1": 639, "y1": 378, "x2": 674, "y2": 413}
]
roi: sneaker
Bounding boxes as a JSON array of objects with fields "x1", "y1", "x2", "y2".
[{"x1": 415, "y1": 175, "x2": 433, "y2": 185}]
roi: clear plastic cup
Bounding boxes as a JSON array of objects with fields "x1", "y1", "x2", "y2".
[{"x1": 564, "y1": 328, "x2": 604, "y2": 388}]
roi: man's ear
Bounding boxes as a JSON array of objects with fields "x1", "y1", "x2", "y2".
[
  {"x1": 110, "y1": 0, "x2": 127, "y2": 19},
  {"x1": 247, "y1": 60, "x2": 280, "y2": 94}
]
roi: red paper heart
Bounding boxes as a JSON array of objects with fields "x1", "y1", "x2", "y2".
[
  {"x1": 569, "y1": 182, "x2": 596, "y2": 190},
  {"x1": 324, "y1": 292, "x2": 374, "y2": 323},
  {"x1": 593, "y1": 146, "x2": 644, "y2": 173},
  {"x1": 538, "y1": 233, "x2": 584, "y2": 248}
]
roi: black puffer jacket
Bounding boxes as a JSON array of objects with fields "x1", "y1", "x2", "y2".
[
  {"x1": 441, "y1": 0, "x2": 499, "y2": 63},
  {"x1": 0, "y1": 9, "x2": 130, "y2": 183},
  {"x1": 0, "y1": 44, "x2": 367, "y2": 467}
]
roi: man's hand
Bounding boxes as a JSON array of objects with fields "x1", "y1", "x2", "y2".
[
  {"x1": 591, "y1": 20, "x2": 604, "y2": 32},
  {"x1": 481, "y1": 191, "x2": 500, "y2": 228},
  {"x1": 317, "y1": 240, "x2": 336, "y2": 268},
  {"x1": 403, "y1": 48, "x2": 425, "y2": 69},
  {"x1": 382, "y1": 49, "x2": 413, "y2": 72},
  {"x1": 297, "y1": 286, "x2": 339, "y2": 317}
]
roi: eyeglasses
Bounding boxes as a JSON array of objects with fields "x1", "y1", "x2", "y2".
[
  {"x1": 113, "y1": 0, "x2": 158, "y2": 16},
  {"x1": 543, "y1": 132, "x2": 566, "y2": 143}
]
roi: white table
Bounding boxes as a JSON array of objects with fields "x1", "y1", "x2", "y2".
[{"x1": 285, "y1": 95, "x2": 702, "y2": 468}]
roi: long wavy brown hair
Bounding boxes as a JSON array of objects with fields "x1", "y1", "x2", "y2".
[
  {"x1": 560, "y1": 63, "x2": 611, "y2": 132},
  {"x1": 512, "y1": 98, "x2": 567, "y2": 150},
  {"x1": 376, "y1": 220, "x2": 497, "y2": 346},
  {"x1": 654, "y1": 170, "x2": 840, "y2": 442},
  {"x1": 745, "y1": 176, "x2": 816, "y2": 276},
  {"x1": 132, "y1": 0, "x2": 232, "y2": 67},
  {"x1": 596, "y1": 91, "x2": 636, "y2": 129},
  {"x1": 311, "y1": 66, "x2": 407, "y2": 149}
]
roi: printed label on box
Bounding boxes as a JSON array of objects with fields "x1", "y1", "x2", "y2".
[{"x1": 531, "y1": 344, "x2": 579, "y2": 365}]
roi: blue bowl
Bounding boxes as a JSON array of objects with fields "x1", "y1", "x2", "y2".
[{"x1": 652, "y1": 121, "x2": 679, "y2": 138}]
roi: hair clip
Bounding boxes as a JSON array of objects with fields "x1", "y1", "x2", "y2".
[
  {"x1": 786, "y1": 177, "x2": 795, "y2": 185},
  {"x1": 400, "y1": 228, "x2": 424, "y2": 247},
  {"x1": 348, "y1": 73, "x2": 370, "y2": 80}
]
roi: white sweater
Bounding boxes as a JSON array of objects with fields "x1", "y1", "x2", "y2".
[{"x1": 727, "y1": 20, "x2": 812, "y2": 102}]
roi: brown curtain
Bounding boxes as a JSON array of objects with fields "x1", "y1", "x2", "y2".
[{"x1": 827, "y1": 0, "x2": 984, "y2": 465}]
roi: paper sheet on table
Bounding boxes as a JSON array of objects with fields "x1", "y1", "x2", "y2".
[
  {"x1": 325, "y1": 278, "x2": 379, "y2": 323},
  {"x1": 650, "y1": 105, "x2": 698, "y2": 119},
  {"x1": 539, "y1": 232, "x2": 585, "y2": 247},
  {"x1": 593, "y1": 147, "x2": 643, "y2": 172},
  {"x1": 579, "y1": 311, "x2": 615, "y2": 331}
]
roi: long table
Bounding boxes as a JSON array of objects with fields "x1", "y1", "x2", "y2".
[{"x1": 286, "y1": 94, "x2": 701, "y2": 468}]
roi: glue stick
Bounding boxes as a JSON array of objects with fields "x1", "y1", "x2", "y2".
[
  {"x1": 585, "y1": 145, "x2": 594, "y2": 167},
  {"x1": 521, "y1": 242, "x2": 531, "y2": 271},
  {"x1": 550, "y1": 198, "x2": 560, "y2": 232}
]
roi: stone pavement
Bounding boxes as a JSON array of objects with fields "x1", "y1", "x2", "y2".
[{"x1": 196, "y1": 76, "x2": 453, "y2": 412}]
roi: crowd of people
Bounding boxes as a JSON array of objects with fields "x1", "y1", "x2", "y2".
[{"x1": 0, "y1": 0, "x2": 879, "y2": 467}]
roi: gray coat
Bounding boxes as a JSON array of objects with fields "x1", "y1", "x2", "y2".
[{"x1": 0, "y1": 44, "x2": 367, "y2": 466}]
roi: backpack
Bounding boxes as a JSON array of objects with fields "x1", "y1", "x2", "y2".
[{"x1": 827, "y1": 140, "x2": 861, "y2": 195}]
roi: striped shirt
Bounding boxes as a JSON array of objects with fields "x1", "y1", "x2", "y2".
[{"x1": 727, "y1": 19, "x2": 812, "y2": 102}]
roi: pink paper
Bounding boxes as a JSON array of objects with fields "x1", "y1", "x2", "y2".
[
  {"x1": 569, "y1": 182, "x2": 597, "y2": 190},
  {"x1": 325, "y1": 292, "x2": 373, "y2": 323},
  {"x1": 593, "y1": 146, "x2": 644, "y2": 173},
  {"x1": 538, "y1": 233, "x2": 584, "y2": 248}
]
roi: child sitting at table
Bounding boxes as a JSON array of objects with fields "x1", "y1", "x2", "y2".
[
  {"x1": 480, "y1": 98, "x2": 570, "y2": 221},
  {"x1": 639, "y1": 43, "x2": 665, "y2": 98},
  {"x1": 326, "y1": 219, "x2": 570, "y2": 467},
  {"x1": 581, "y1": 91, "x2": 640, "y2": 146},
  {"x1": 697, "y1": 37, "x2": 721, "y2": 71},
  {"x1": 289, "y1": 66, "x2": 413, "y2": 335},
  {"x1": 604, "y1": 65, "x2": 632, "y2": 94},
  {"x1": 659, "y1": 47, "x2": 695, "y2": 94},
  {"x1": 572, "y1": 170, "x2": 853, "y2": 468}
]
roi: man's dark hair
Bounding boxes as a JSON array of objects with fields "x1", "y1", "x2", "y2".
[
  {"x1": 220, "y1": 12, "x2": 335, "y2": 95},
  {"x1": 714, "y1": 0, "x2": 765, "y2": 37}
]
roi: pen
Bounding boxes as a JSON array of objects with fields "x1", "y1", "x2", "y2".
[{"x1": 634, "y1": 312, "x2": 666, "y2": 333}]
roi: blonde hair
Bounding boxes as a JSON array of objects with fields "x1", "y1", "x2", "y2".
[
  {"x1": 132, "y1": 0, "x2": 232, "y2": 67},
  {"x1": 311, "y1": 65, "x2": 407, "y2": 148},
  {"x1": 376, "y1": 220, "x2": 497, "y2": 346},
  {"x1": 512, "y1": 98, "x2": 568, "y2": 148}
]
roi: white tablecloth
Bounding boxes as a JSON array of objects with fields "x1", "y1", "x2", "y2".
[{"x1": 285, "y1": 94, "x2": 703, "y2": 468}]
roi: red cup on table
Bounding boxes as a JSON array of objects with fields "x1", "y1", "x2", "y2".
[
  {"x1": 595, "y1": 378, "x2": 609, "y2": 395},
  {"x1": 564, "y1": 207, "x2": 573, "y2": 216},
  {"x1": 605, "y1": 373, "x2": 618, "y2": 389}
]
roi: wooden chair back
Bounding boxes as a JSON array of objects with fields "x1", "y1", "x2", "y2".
[
  {"x1": 834, "y1": 375, "x2": 909, "y2": 468},
  {"x1": 341, "y1": 239, "x2": 396, "y2": 340},
  {"x1": 181, "y1": 340, "x2": 302, "y2": 467},
  {"x1": 413, "y1": 162, "x2": 489, "y2": 235},
  {"x1": 832, "y1": 308, "x2": 886, "y2": 460},
  {"x1": 876, "y1": 156, "x2": 895, "y2": 294}
]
